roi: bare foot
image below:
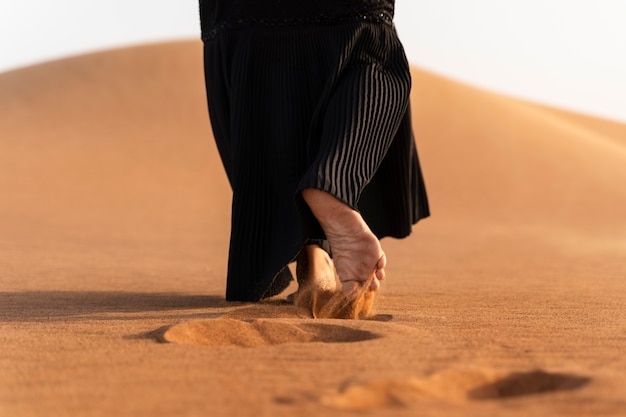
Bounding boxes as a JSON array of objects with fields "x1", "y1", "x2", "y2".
[
  {"x1": 293, "y1": 244, "x2": 376, "y2": 319},
  {"x1": 302, "y1": 189, "x2": 386, "y2": 296},
  {"x1": 296, "y1": 244, "x2": 338, "y2": 293}
]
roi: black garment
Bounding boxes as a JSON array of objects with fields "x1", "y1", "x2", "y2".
[{"x1": 200, "y1": 0, "x2": 429, "y2": 301}]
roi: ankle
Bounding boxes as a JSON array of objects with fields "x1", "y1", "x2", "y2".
[{"x1": 302, "y1": 189, "x2": 366, "y2": 234}]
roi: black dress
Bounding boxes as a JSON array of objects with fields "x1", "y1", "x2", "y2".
[{"x1": 200, "y1": 0, "x2": 429, "y2": 301}]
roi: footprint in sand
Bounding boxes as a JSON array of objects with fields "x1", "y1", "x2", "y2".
[
  {"x1": 158, "y1": 317, "x2": 380, "y2": 348},
  {"x1": 468, "y1": 369, "x2": 591, "y2": 400},
  {"x1": 156, "y1": 304, "x2": 397, "y2": 348},
  {"x1": 321, "y1": 368, "x2": 591, "y2": 411}
]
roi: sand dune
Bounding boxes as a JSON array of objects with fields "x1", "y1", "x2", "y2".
[
  {"x1": 412, "y1": 69, "x2": 626, "y2": 231},
  {"x1": 1, "y1": 41, "x2": 625, "y2": 417}
]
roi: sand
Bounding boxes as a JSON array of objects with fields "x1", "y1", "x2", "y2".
[{"x1": 1, "y1": 40, "x2": 625, "y2": 417}]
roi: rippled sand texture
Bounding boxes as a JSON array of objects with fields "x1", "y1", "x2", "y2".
[{"x1": 1, "y1": 41, "x2": 625, "y2": 417}]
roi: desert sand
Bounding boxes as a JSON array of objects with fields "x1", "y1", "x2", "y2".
[{"x1": 1, "y1": 40, "x2": 625, "y2": 416}]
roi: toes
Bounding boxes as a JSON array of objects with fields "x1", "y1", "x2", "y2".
[
  {"x1": 374, "y1": 253, "x2": 386, "y2": 281},
  {"x1": 377, "y1": 253, "x2": 387, "y2": 270},
  {"x1": 368, "y1": 277, "x2": 381, "y2": 291},
  {"x1": 375, "y1": 267, "x2": 385, "y2": 281}
]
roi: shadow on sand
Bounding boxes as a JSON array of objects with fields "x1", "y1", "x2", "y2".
[{"x1": 0, "y1": 291, "x2": 231, "y2": 322}]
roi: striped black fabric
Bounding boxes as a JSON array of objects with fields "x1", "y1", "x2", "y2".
[{"x1": 200, "y1": 0, "x2": 429, "y2": 301}]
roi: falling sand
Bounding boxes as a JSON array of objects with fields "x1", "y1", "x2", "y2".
[{"x1": 293, "y1": 277, "x2": 376, "y2": 320}]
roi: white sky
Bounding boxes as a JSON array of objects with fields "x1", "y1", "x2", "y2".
[{"x1": 1, "y1": 0, "x2": 625, "y2": 123}]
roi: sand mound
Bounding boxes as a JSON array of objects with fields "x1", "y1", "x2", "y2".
[
  {"x1": 161, "y1": 318, "x2": 380, "y2": 347},
  {"x1": 323, "y1": 369, "x2": 591, "y2": 410},
  {"x1": 411, "y1": 69, "x2": 626, "y2": 239},
  {"x1": 0, "y1": 41, "x2": 228, "y2": 255}
]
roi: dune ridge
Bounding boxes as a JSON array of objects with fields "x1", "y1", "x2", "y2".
[{"x1": 1, "y1": 41, "x2": 625, "y2": 417}]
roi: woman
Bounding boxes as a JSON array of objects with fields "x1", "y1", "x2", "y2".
[{"x1": 199, "y1": 0, "x2": 429, "y2": 313}]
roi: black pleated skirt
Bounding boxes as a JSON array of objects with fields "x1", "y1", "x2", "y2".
[{"x1": 200, "y1": 0, "x2": 430, "y2": 301}]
